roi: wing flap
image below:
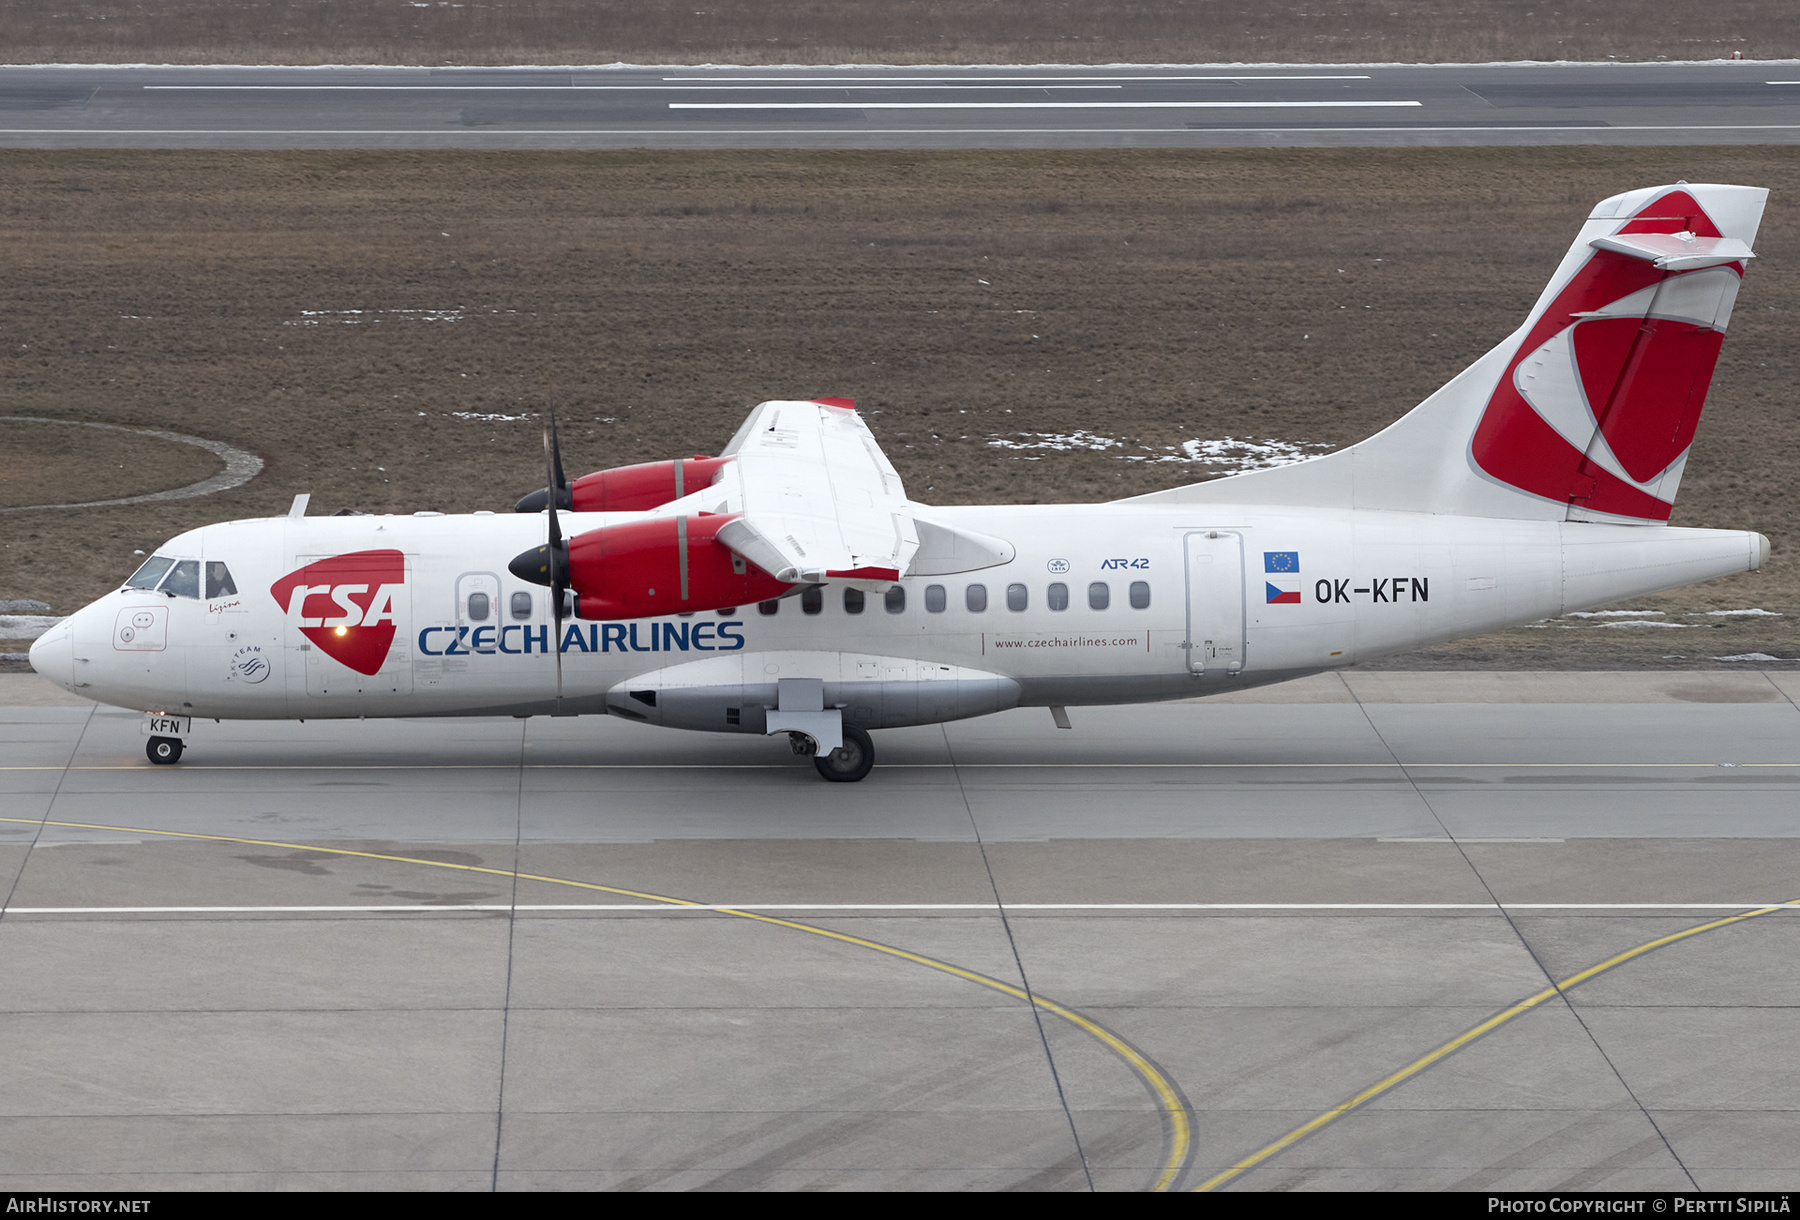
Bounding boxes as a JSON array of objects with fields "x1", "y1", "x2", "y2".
[{"x1": 720, "y1": 401, "x2": 918, "y2": 584}]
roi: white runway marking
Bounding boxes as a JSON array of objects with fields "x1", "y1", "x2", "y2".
[
  {"x1": 657, "y1": 75, "x2": 1376, "y2": 83},
  {"x1": 11, "y1": 125, "x2": 1800, "y2": 138},
  {"x1": 669, "y1": 100, "x2": 1426, "y2": 111},
  {"x1": 8, "y1": 902, "x2": 1796, "y2": 914},
  {"x1": 144, "y1": 76, "x2": 1376, "y2": 89},
  {"x1": 144, "y1": 84, "x2": 1130, "y2": 92}
]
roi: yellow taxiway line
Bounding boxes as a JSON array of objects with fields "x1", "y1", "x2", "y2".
[
  {"x1": 1193, "y1": 897, "x2": 1800, "y2": 1191},
  {"x1": 0, "y1": 814, "x2": 1193, "y2": 1192}
]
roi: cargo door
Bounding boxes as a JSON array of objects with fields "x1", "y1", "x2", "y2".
[{"x1": 1184, "y1": 530, "x2": 1246, "y2": 675}]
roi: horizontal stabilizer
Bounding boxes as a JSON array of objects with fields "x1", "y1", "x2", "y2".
[{"x1": 1590, "y1": 232, "x2": 1754, "y2": 271}]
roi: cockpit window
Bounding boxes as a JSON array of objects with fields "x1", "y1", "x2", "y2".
[
  {"x1": 205, "y1": 561, "x2": 238, "y2": 599},
  {"x1": 161, "y1": 560, "x2": 200, "y2": 599},
  {"x1": 124, "y1": 555, "x2": 174, "y2": 591}
]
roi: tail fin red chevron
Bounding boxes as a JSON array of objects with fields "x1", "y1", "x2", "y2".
[
  {"x1": 1469, "y1": 186, "x2": 1757, "y2": 522},
  {"x1": 1125, "y1": 183, "x2": 1767, "y2": 524}
]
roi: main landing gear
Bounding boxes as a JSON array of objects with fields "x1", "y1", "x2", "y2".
[
  {"x1": 146, "y1": 736, "x2": 184, "y2": 765},
  {"x1": 790, "y1": 725, "x2": 875, "y2": 782}
]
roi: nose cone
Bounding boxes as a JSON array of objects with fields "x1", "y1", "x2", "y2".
[{"x1": 28, "y1": 620, "x2": 74, "y2": 692}]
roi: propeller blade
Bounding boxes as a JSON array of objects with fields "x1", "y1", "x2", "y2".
[
  {"x1": 551, "y1": 414, "x2": 568, "y2": 493},
  {"x1": 544, "y1": 416, "x2": 566, "y2": 703}
]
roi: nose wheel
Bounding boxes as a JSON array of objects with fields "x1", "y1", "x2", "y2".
[
  {"x1": 813, "y1": 725, "x2": 874, "y2": 783},
  {"x1": 146, "y1": 736, "x2": 184, "y2": 766}
]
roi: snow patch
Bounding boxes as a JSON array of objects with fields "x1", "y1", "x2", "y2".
[
  {"x1": 1713, "y1": 653, "x2": 1798, "y2": 662},
  {"x1": 287, "y1": 308, "x2": 469, "y2": 326},
  {"x1": 987, "y1": 432, "x2": 1331, "y2": 470},
  {"x1": 451, "y1": 411, "x2": 535, "y2": 422},
  {"x1": 1706, "y1": 608, "x2": 1784, "y2": 617},
  {"x1": 987, "y1": 430, "x2": 1122, "y2": 453},
  {"x1": 0, "y1": 615, "x2": 64, "y2": 639}
]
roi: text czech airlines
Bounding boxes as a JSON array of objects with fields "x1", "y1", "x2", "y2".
[{"x1": 418, "y1": 620, "x2": 747, "y2": 657}]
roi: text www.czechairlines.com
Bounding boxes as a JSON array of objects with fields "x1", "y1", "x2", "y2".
[{"x1": 993, "y1": 636, "x2": 1141, "y2": 649}]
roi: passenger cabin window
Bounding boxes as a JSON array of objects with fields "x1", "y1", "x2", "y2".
[
  {"x1": 510, "y1": 591, "x2": 533, "y2": 620},
  {"x1": 965, "y1": 584, "x2": 987, "y2": 613},
  {"x1": 843, "y1": 588, "x2": 865, "y2": 615},
  {"x1": 467, "y1": 591, "x2": 490, "y2": 622},
  {"x1": 925, "y1": 584, "x2": 947, "y2": 613},
  {"x1": 1047, "y1": 582, "x2": 1069, "y2": 612},
  {"x1": 1088, "y1": 581, "x2": 1110, "y2": 611},
  {"x1": 885, "y1": 586, "x2": 906, "y2": 614},
  {"x1": 1006, "y1": 583, "x2": 1028, "y2": 612},
  {"x1": 162, "y1": 560, "x2": 200, "y2": 600},
  {"x1": 716, "y1": 606, "x2": 737, "y2": 616},
  {"x1": 205, "y1": 562, "x2": 238, "y2": 599},
  {"x1": 801, "y1": 586, "x2": 823, "y2": 615},
  {"x1": 125, "y1": 556, "x2": 174, "y2": 592},
  {"x1": 758, "y1": 600, "x2": 780, "y2": 616},
  {"x1": 1129, "y1": 581, "x2": 1151, "y2": 610}
]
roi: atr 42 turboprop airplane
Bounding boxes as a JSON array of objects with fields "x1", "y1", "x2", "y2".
[{"x1": 30, "y1": 183, "x2": 1775, "y2": 781}]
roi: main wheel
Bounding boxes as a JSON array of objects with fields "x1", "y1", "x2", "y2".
[
  {"x1": 813, "y1": 725, "x2": 874, "y2": 783},
  {"x1": 146, "y1": 736, "x2": 184, "y2": 765}
]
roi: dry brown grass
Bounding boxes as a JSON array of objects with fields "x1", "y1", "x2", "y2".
[
  {"x1": 1, "y1": 146, "x2": 1797, "y2": 669},
  {"x1": 0, "y1": 1, "x2": 1791, "y2": 66}
]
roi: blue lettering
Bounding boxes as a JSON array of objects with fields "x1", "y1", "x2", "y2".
[
  {"x1": 444, "y1": 626, "x2": 469, "y2": 655},
  {"x1": 418, "y1": 627, "x2": 445, "y2": 656},
  {"x1": 471, "y1": 625, "x2": 496, "y2": 654},
  {"x1": 524, "y1": 624, "x2": 547, "y2": 654},
  {"x1": 629, "y1": 622, "x2": 650, "y2": 652},
  {"x1": 499, "y1": 625, "x2": 522, "y2": 655},
  {"x1": 561, "y1": 624, "x2": 588, "y2": 653},
  {"x1": 588, "y1": 624, "x2": 598, "y2": 652},
  {"x1": 662, "y1": 621, "x2": 689, "y2": 651},
  {"x1": 716, "y1": 621, "x2": 745, "y2": 651},
  {"x1": 602, "y1": 623, "x2": 627, "y2": 653},
  {"x1": 692, "y1": 621, "x2": 716, "y2": 651}
]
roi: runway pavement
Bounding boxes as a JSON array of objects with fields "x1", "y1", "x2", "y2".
[
  {"x1": 3, "y1": 670, "x2": 1799, "y2": 1190},
  {"x1": 3, "y1": 61, "x2": 1800, "y2": 149}
]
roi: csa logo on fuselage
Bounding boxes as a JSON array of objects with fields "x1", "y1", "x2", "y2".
[{"x1": 269, "y1": 550, "x2": 406, "y2": 677}]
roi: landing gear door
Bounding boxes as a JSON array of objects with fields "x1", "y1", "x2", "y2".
[{"x1": 1184, "y1": 530, "x2": 1246, "y2": 675}]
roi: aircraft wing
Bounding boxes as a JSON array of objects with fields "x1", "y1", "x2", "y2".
[{"x1": 713, "y1": 400, "x2": 919, "y2": 588}]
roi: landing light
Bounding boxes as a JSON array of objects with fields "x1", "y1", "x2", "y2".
[{"x1": 335, "y1": 626, "x2": 347, "y2": 636}]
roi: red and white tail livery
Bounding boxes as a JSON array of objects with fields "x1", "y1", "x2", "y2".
[{"x1": 1134, "y1": 183, "x2": 1765, "y2": 524}]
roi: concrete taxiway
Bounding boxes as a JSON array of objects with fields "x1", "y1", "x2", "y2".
[
  {"x1": 2, "y1": 62, "x2": 1799, "y2": 149},
  {"x1": 2, "y1": 670, "x2": 1799, "y2": 1190}
]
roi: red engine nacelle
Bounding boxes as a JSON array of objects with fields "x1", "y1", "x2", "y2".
[
  {"x1": 567, "y1": 513, "x2": 790, "y2": 620},
  {"x1": 569, "y1": 456, "x2": 733, "y2": 513}
]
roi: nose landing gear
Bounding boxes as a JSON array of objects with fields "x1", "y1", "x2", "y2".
[{"x1": 146, "y1": 736, "x2": 184, "y2": 765}]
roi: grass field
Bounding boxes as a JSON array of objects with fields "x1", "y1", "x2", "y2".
[
  {"x1": 2, "y1": 145, "x2": 1797, "y2": 668},
  {"x1": 0, "y1": 1, "x2": 1792, "y2": 66}
]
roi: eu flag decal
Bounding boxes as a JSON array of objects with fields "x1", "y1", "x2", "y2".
[{"x1": 1263, "y1": 552, "x2": 1302, "y2": 604}]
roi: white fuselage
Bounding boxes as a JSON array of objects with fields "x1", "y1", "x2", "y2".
[{"x1": 31, "y1": 503, "x2": 1764, "y2": 730}]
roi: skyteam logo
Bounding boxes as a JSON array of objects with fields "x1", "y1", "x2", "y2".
[{"x1": 1264, "y1": 551, "x2": 1302, "y2": 604}]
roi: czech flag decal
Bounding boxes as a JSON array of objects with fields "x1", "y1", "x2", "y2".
[{"x1": 1264, "y1": 551, "x2": 1302, "y2": 604}]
